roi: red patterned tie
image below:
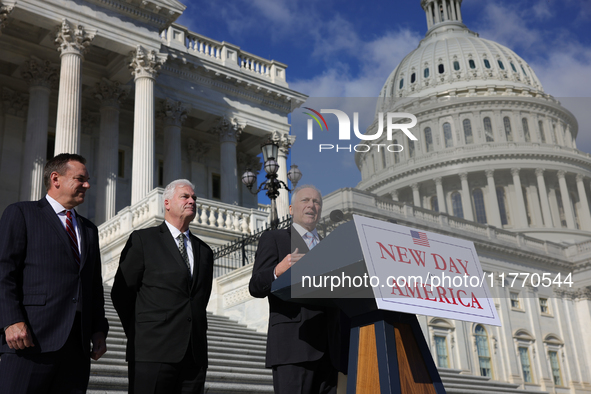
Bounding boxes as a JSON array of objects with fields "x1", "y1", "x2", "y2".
[{"x1": 65, "y1": 211, "x2": 80, "y2": 265}]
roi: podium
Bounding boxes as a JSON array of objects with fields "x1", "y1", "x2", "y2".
[{"x1": 272, "y1": 220, "x2": 447, "y2": 394}]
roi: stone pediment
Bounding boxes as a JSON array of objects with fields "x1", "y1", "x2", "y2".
[{"x1": 84, "y1": 0, "x2": 186, "y2": 30}]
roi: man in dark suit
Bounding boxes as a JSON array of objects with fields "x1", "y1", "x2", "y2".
[
  {"x1": 0, "y1": 153, "x2": 109, "y2": 394},
  {"x1": 111, "y1": 179, "x2": 214, "y2": 394},
  {"x1": 249, "y1": 185, "x2": 343, "y2": 394}
]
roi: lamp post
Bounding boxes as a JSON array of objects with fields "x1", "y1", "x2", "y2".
[{"x1": 242, "y1": 137, "x2": 302, "y2": 229}]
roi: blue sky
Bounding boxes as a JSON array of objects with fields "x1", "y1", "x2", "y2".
[{"x1": 177, "y1": 0, "x2": 591, "y2": 200}]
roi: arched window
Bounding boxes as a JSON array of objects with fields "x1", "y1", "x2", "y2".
[
  {"x1": 483, "y1": 117, "x2": 494, "y2": 142},
  {"x1": 475, "y1": 325, "x2": 492, "y2": 377},
  {"x1": 538, "y1": 120, "x2": 546, "y2": 143},
  {"x1": 399, "y1": 79, "x2": 404, "y2": 89},
  {"x1": 431, "y1": 196, "x2": 439, "y2": 212},
  {"x1": 496, "y1": 187, "x2": 509, "y2": 225},
  {"x1": 411, "y1": 73, "x2": 416, "y2": 83},
  {"x1": 469, "y1": 59, "x2": 476, "y2": 69},
  {"x1": 438, "y1": 64, "x2": 445, "y2": 74},
  {"x1": 451, "y1": 192, "x2": 464, "y2": 218},
  {"x1": 443, "y1": 122, "x2": 453, "y2": 148},
  {"x1": 453, "y1": 61, "x2": 460, "y2": 71},
  {"x1": 424, "y1": 68, "x2": 430, "y2": 78},
  {"x1": 408, "y1": 140, "x2": 415, "y2": 158},
  {"x1": 484, "y1": 59, "x2": 491, "y2": 69},
  {"x1": 510, "y1": 62, "x2": 517, "y2": 72},
  {"x1": 498, "y1": 60, "x2": 505, "y2": 70},
  {"x1": 393, "y1": 139, "x2": 400, "y2": 164},
  {"x1": 548, "y1": 351, "x2": 563, "y2": 386},
  {"x1": 503, "y1": 116, "x2": 513, "y2": 142},
  {"x1": 522, "y1": 118, "x2": 531, "y2": 142},
  {"x1": 424, "y1": 127, "x2": 433, "y2": 152},
  {"x1": 473, "y1": 189, "x2": 487, "y2": 224},
  {"x1": 463, "y1": 119, "x2": 473, "y2": 144},
  {"x1": 435, "y1": 336, "x2": 449, "y2": 368}
]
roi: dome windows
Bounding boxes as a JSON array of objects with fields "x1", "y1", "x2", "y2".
[
  {"x1": 521, "y1": 64, "x2": 528, "y2": 76},
  {"x1": 503, "y1": 117, "x2": 513, "y2": 142},
  {"x1": 438, "y1": 64, "x2": 445, "y2": 74},
  {"x1": 469, "y1": 59, "x2": 476, "y2": 69},
  {"x1": 473, "y1": 189, "x2": 487, "y2": 224},
  {"x1": 510, "y1": 62, "x2": 517, "y2": 72},
  {"x1": 483, "y1": 59, "x2": 491, "y2": 69},
  {"x1": 451, "y1": 192, "x2": 464, "y2": 219},
  {"x1": 538, "y1": 120, "x2": 546, "y2": 143},
  {"x1": 463, "y1": 119, "x2": 473, "y2": 144},
  {"x1": 498, "y1": 60, "x2": 505, "y2": 70},
  {"x1": 443, "y1": 122, "x2": 453, "y2": 147},
  {"x1": 522, "y1": 118, "x2": 531, "y2": 142},
  {"x1": 424, "y1": 127, "x2": 433, "y2": 152},
  {"x1": 453, "y1": 61, "x2": 460, "y2": 71},
  {"x1": 399, "y1": 79, "x2": 404, "y2": 89},
  {"x1": 424, "y1": 68, "x2": 430, "y2": 78},
  {"x1": 411, "y1": 73, "x2": 416, "y2": 83},
  {"x1": 483, "y1": 117, "x2": 494, "y2": 142}
]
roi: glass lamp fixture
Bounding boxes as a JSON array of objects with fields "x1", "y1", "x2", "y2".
[{"x1": 260, "y1": 138, "x2": 279, "y2": 163}]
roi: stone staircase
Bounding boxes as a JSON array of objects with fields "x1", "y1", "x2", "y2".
[
  {"x1": 89, "y1": 289, "x2": 545, "y2": 394},
  {"x1": 87, "y1": 289, "x2": 274, "y2": 393}
]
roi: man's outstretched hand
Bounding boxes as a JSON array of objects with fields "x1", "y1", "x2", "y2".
[{"x1": 274, "y1": 248, "x2": 305, "y2": 278}]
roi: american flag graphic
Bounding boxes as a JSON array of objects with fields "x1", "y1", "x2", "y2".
[{"x1": 411, "y1": 230, "x2": 430, "y2": 247}]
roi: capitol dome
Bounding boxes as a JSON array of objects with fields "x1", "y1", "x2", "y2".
[
  {"x1": 357, "y1": 0, "x2": 591, "y2": 243},
  {"x1": 379, "y1": 0, "x2": 544, "y2": 101}
]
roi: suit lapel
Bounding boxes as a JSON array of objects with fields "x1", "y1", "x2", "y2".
[
  {"x1": 39, "y1": 199, "x2": 77, "y2": 263},
  {"x1": 289, "y1": 226, "x2": 309, "y2": 254},
  {"x1": 76, "y1": 211, "x2": 88, "y2": 270}
]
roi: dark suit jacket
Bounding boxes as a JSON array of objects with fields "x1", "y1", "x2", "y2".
[
  {"x1": 249, "y1": 226, "x2": 344, "y2": 370},
  {"x1": 111, "y1": 222, "x2": 214, "y2": 365},
  {"x1": 0, "y1": 198, "x2": 109, "y2": 354}
]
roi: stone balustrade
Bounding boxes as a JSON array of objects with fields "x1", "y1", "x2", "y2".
[
  {"x1": 99, "y1": 188, "x2": 269, "y2": 246},
  {"x1": 161, "y1": 24, "x2": 287, "y2": 86}
]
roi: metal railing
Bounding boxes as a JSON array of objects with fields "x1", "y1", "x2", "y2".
[{"x1": 213, "y1": 217, "x2": 291, "y2": 278}]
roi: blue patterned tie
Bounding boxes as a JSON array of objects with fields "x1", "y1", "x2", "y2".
[{"x1": 304, "y1": 232, "x2": 318, "y2": 250}]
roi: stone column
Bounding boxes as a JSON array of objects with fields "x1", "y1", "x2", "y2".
[
  {"x1": 158, "y1": 99, "x2": 187, "y2": 185},
  {"x1": 209, "y1": 116, "x2": 243, "y2": 205},
  {"x1": 129, "y1": 45, "x2": 167, "y2": 204},
  {"x1": 54, "y1": 19, "x2": 95, "y2": 155},
  {"x1": 94, "y1": 79, "x2": 127, "y2": 224},
  {"x1": 557, "y1": 170, "x2": 576, "y2": 229},
  {"x1": 0, "y1": 3, "x2": 15, "y2": 34},
  {"x1": 485, "y1": 170, "x2": 502, "y2": 227},
  {"x1": 450, "y1": 0, "x2": 457, "y2": 20},
  {"x1": 434, "y1": 177, "x2": 447, "y2": 214},
  {"x1": 455, "y1": 0, "x2": 462, "y2": 22},
  {"x1": 434, "y1": 0, "x2": 441, "y2": 23},
  {"x1": 442, "y1": 0, "x2": 449, "y2": 20},
  {"x1": 459, "y1": 172, "x2": 474, "y2": 221},
  {"x1": 535, "y1": 168, "x2": 554, "y2": 227},
  {"x1": 576, "y1": 174, "x2": 591, "y2": 231},
  {"x1": 19, "y1": 58, "x2": 57, "y2": 201},
  {"x1": 411, "y1": 183, "x2": 421, "y2": 207},
  {"x1": 511, "y1": 168, "x2": 528, "y2": 228},
  {"x1": 272, "y1": 131, "x2": 295, "y2": 219}
]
